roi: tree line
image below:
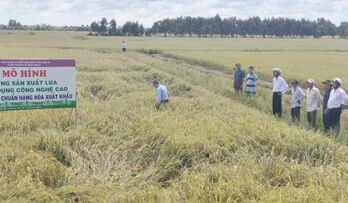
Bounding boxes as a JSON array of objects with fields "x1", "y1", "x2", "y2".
[
  {"x1": 1, "y1": 19, "x2": 90, "y2": 32},
  {"x1": 89, "y1": 18, "x2": 145, "y2": 36},
  {"x1": 150, "y1": 15, "x2": 348, "y2": 38},
  {"x1": 2, "y1": 16, "x2": 348, "y2": 38}
]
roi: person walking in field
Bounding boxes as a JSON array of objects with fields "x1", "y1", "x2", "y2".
[
  {"x1": 234, "y1": 63, "x2": 245, "y2": 94},
  {"x1": 327, "y1": 78, "x2": 348, "y2": 135},
  {"x1": 122, "y1": 41, "x2": 127, "y2": 52},
  {"x1": 322, "y1": 80, "x2": 332, "y2": 132},
  {"x1": 272, "y1": 68, "x2": 288, "y2": 118},
  {"x1": 290, "y1": 80, "x2": 306, "y2": 122},
  {"x1": 245, "y1": 66, "x2": 258, "y2": 96},
  {"x1": 153, "y1": 80, "x2": 170, "y2": 110},
  {"x1": 306, "y1": 79, "x2": 321, "y2": 131}
]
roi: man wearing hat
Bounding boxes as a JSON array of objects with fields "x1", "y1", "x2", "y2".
[
  {"x1": 322, "y1": 80, "x2": 332, "y2": 132},
  {"x1": 290, "y1": 80, "x2": 306, "y2": 122},
  {"x1": 327, "y1": 78, "x2": 348, "y2": 135},
  {"x1": 272, "y1": 68, "x2": 288, "y2": 118},
  {"x1": 306, "y1": 79, "x2": 321, "y2": 130},
  {"x1": 234, "y1": 63, "x2": 245, "y2": 94}
]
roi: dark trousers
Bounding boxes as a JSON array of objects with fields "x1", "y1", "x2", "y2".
[
  {"x1": 234, "y1": 86, "x2": 243, "y2": 94},
  {"x1": 323, "y1": 112, "x2": 330, "y2": 132},
  {"x1": 156, "y1": 100, "x2": 169, "y2": 110},
  {"x1": 272, "y1": 92, "x2": 282, "y2": 117},
  {"x1": 122, "y1": 48, "x2": 126, "y2": 52},
  {"x1": 291, "y1": 107, "x2": 301, "y2": 122},
  {"x1": 307, "y1": 110, "x2": 318, "y2": 130},
  {"x1": 328, "y1": 107, "x2": 342, "y2": 135}
]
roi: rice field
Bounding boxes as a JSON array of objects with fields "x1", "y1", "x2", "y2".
[{"x1": 1, "y1": 31, "x2": 348, "y2": 202}]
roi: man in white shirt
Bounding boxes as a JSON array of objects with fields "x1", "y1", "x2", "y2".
[
  {"x1": 327, "y1": 78, "x2": 348, "y2": 135},
  {"x1": 306, "y1": 79, "x2": 321, "y2": 130},
  {"x1": 291, "y1": 80, "x2": 306, "y2": 122},
  {"x1": 272, "y1": 68, "x2": 288, "y2": 118},
  {"x1": 122, "y1": 41, "x2": 127, "y2": 52}
]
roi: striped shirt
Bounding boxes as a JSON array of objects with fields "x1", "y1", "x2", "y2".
[{"x1": 245, "y1": 73, "x2": 258, "y2": 93}]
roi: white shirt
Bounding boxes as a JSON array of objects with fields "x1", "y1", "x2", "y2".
[
  {"x1": 291, "y1": 87, "x2": 306, "y2": 108},
  {"x1": 273, "y1": 76, "x2": 288, "y2": 94},
  {"x1": 122, "y1": 43, "x2": 127, "y2": 48},
  {"x1": 306, "y1": 87, "x2": 321, "y2": 112},
  {"x1": 327, "y1": 87, "x2": 348, "y2": 109},
  {"x1": 157, "y1": 84, "x2": 170, "y2": 104}
]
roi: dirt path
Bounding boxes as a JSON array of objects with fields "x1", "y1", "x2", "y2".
[{"x1": 152, "y1": 53, "x2": 275, "y2": 91}]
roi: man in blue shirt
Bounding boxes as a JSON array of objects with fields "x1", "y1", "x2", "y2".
[
  {"x1": 290, "y1": 80, "x2": 306, "y2": 122},
  {"x1": 153, "y1": 80, "x2": 170, "y2": 110},
  {"x1": 234, "y1": 63, "x2": 245, "y2": 94},
  {"x1": 322, "y1": 80, "x2": 332, "y2": 132}
]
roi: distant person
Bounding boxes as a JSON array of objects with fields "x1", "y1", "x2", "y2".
[
  {"x1": 306, "y1": 79, "x2": 321, "y2": 130},
  {"x1": 272, "y1": 68, "x2": 288, "y2": 118},
  {"x1": 245, "y1": 66, "x2": 258, "y2": 96},
  {"x1": 322, "y1": 80, "x2": 332, "y2": 132},
  {"x1": 327, "y1": 78, "x2": 348, "y2": 135},
  {"x1": 122, "y1": 41, "x2": 127, "y2": 52},
  {"x1": 290, "y1": 80, "x2": 306, "y2": 122},
  {"x1": 152, "y1": 80, "x2": 170, "y2": 110},
  {"x1": 234, "y1": 63, "x2": 245, "y2": 94}
]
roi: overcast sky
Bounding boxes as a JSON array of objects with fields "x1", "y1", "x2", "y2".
[{"x1": 0, "y1": 0, "x2": 347, "y2": 27}]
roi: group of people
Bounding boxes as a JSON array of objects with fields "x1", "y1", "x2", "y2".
[
  {"x1": 233, "y1": 64, "x2": 348, "y2": 134},
  {"x1": 153, "y1": 63, "x2": 348, "y2": 135},
  {"x1": 272, "y1": 68, "x2": 348, "y2": 135}
]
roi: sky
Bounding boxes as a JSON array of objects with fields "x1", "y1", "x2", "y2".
[{"x1": 0, "y1": 0, "x2": 347, "y2": 27}]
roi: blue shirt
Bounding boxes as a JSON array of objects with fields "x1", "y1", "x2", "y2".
[
  {"x1": 234, "y1": 69, "x2": 245, "y2": 87},
  {"x1": 291, "y1": 86, "x2": 306, "y2": 108},
  {"x1": 157, "y1": 84, "x2": 170, "y2": 104},
  {"x1": 245, "y1": 73, "x2": 258, "y2": 93},
  {"x1": 323, "y1": 88, "x2": 331, "y2": 112}
]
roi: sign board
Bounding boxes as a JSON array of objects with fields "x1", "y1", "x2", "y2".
[{"x1": 0, "y1": 59, "x2": 76, "y2": 111}]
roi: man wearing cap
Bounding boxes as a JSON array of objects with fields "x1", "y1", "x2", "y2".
[
  {"x1": 306, "y1": 79, "x2": 321, "y2": 130},
  {"x1": 322, "y1": 80, "x2": 332, "y2": 132},
  {"x1": 290, "y1": 80, "x2": 306, "y2": 122},
  {"x1": 152, "y1": 80, "x2": 170, "y2": 110},
  {"x1": 272, "y1": 68, "x2": 288, "y2": 118},
  {"x1": 234, "y1": 63, "x2": 245, "y2": 94},
  {"x1": 327, "y1": 78, "x2": 348, "y2": 134}
]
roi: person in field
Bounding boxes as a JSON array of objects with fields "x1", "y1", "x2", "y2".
[
  {"x1": 122, "y1": 41, "x2": 127, "y2": 52},
  {"x1": 322, "y1": 80, "x2": 332, "y2": 132},
  {"x1": 327, "y1": 78, "x2": 348, "y2": 135},
  {"x1": 234, "y1": 63, "x2": 245, "y2": 94},
  {"x1": 272, "y1": 68, "x2": 288, "y2": 118},
  {"x1": 290, "y1": 80, "x2": 306, "y2": 122},
  {"x1": 153, "y1": 80, "x2": 170, "y2": 110},
  {"x1": 245, "y1": 66, "x2": 258, "y2": 96},
  {"x1": 306, "y1": 79, "x2": 321, "y2": 130}
]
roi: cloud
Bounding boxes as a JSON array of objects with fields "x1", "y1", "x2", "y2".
[{"x1": 0, "y1": 0, "x2": 347, "y2": 27}]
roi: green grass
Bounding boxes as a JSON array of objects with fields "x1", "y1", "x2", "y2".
[{"x1": 1, "y1": 31, "x2": 348, "y2": 202}]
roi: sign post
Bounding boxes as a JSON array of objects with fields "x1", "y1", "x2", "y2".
[{"x1": 0, "y1": 59, "x2": 84, "y2": 128}]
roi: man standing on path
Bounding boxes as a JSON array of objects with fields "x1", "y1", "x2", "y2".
[
  {"x1": 322, "y1": 80, "x2": 332, "y2": 132},
  {"x1": 122, "y1": 41, "x2": 127, "y2": 52},
  {"x1": 153, "y1": 80, "x2": 170, "y2": 110},
  {"x1": 234, "y1": 63, "x2": 245, "y2": 94},
  {"x1": 245, "y1": 66, "x2": 258, "y2": 96},
  {"x1": 272, "y1": 68, "x2": 288, "y2": 118},
  {"x1": 327, "y1": 78, "x2": 348, "y2": 135},
  {"x1": 290, "y1": 80, "x2": 306, "y2": 122},
  {"x1": 306, "y1": 79, "x2": 321, "y2": 131}
]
